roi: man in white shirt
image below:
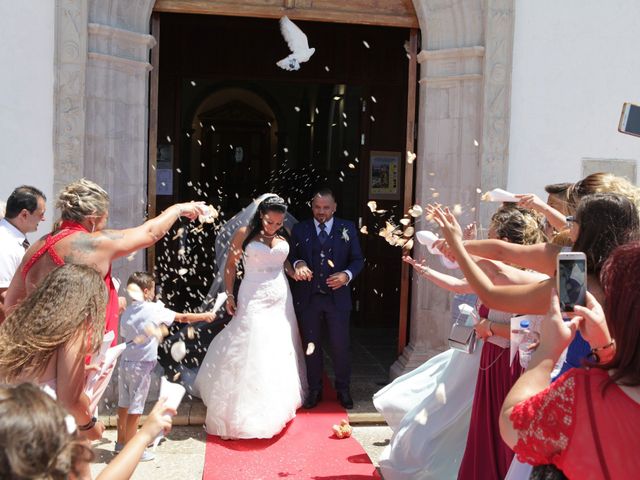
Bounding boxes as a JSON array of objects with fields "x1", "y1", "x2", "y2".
[{"x1": 0, "y1": 185, "x2": 46, "y2": 320}]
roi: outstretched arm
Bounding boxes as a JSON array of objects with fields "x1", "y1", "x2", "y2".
[
  {"x1": 92, "y1": 202, "x2": 207, "y2": 261},
  {"x1": 515, "y1": 193, "x2": 568, "y2": 233},
  {"x1": 429, "y1": 205, "x2": 553, "y2": 315},
  {"x1": 174, "y1": 311, "x2": 215, "y2": 323},
  {"x1": 96, "y1": 399, "x2": 175, "y2": 480},
  {"x1": 447, "y1": 239, "x2": 560, "y2": 277}
]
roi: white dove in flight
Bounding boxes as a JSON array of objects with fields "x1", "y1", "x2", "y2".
[{"x1": 276, "y1": 16, "x2": 315, "y2": 71}]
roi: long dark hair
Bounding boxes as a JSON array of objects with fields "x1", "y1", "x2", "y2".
[
  {"x1": 572, "y1": 193, "x2": 640, "y2": 277},
  {"x1": 241, "y1": 195, "x2": 290, "y2": 251}
]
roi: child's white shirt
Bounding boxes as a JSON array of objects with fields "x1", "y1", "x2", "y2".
[{"x1": 120, "y1": 300, "x2": 176, "y2": 362}]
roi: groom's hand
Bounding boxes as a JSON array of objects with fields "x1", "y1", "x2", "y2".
[
  {"x1": 326, "y1": 272, "x2": 349, "y2": 290},
  {"x1": 294, "y1": 262, "x2": 313, "y2": 281}
]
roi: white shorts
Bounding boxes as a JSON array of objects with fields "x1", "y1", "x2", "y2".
[{"x1": 118, "y1": 360, "x2": 156, "y2": 414}]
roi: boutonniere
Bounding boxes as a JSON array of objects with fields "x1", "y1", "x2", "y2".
[{"x1": 341, "y1": 227, "x2": 350, "y2": 242}]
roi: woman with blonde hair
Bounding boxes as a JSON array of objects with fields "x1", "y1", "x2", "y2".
[
  {"x1": 567, "y1": 171, "x2": 640, "y2": 215},
  {"x1": 4, "y1": 178, "x2": 205, "y2": 344},
  {"x1": 0, "y1": 264, "x2": 107, "y2": 440}
]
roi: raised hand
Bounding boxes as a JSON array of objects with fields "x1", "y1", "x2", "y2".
[
  {"x1": 427, "y1": 204, "x2": 463, "y2": 246},
  {"x1": 138, "y1": 397, "x2": 176, "y2": 443},
  {"x1": 535, "y1": 288, "x2": 581, "y2": 362},
  {"x1": 515, "y1": 193, "x2": 546, "y2": 212},
  {"x1": 176, "y1": 201, "x2": 208, "y2": 221},
  {"x1": 463, "y1": 222, "x2": 478, "y2": 241},
  {"x1": 402, "y1": 255, "x2": 430, "y2": 276},
  {"x1": 573, "y1": 291, "x2": 612, "y2": 354}
]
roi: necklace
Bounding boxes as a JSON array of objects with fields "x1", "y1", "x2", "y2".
[{"x1": 261, "y1": 232, "x2": 277, "y2": 239}]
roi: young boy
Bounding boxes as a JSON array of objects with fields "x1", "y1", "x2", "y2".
[{"x1": 116, "y1": 271, "x2": 214, "y2": 460}]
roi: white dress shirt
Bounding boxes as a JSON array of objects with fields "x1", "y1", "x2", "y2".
[{"x1": 0, "y1": 218, "x2": 27, "y2": 288}]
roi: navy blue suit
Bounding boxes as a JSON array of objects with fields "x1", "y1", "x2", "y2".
[{"x1": 289, "y1": 218, "x2": 364, "y2": 392}]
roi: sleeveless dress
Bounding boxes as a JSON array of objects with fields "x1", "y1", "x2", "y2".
[
  {"x1": 21, "y1": 221, "x2": 120, "y2": 345},
  {"x1": 194, "y1": 241, "x2": 307, "y2": 439}
]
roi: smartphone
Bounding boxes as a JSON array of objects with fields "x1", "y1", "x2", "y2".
[
  {"x1": 557, "y1": 251, "x2": 587, "y2": 312},
  {"x1": 618, "y1": 102, "x2": 640, "y2": 138}
]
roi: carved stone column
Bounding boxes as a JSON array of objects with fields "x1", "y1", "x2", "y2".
[
  {"x1": 53, "y1": 0, "x2": 88, "y2": 196},
  {"x1": 392, "y1": 0, "x2": 514, "y2": 377}
]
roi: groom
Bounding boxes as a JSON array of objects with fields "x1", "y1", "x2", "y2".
[{"x1": 289, "y1": 188, "x2": 364, "y2": 409}]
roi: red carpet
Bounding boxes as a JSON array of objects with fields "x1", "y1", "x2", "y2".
[{"x1": 202, "y1": 383, "x2": 380, "y2": 480}]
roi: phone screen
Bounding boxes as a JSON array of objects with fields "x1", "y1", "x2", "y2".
[
  {"x1": 621, "y1": 103, "x2": 640, "y2": 136},
  {"x1": 558, "y1": 258, "x2": 587, "y2": 311}
]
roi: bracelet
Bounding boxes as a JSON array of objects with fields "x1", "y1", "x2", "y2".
[
  {"x1": 225, "y1": 292, "x2": 235, "y2": 299},
  {"x1": 591, "y1": 339, "x2": 615, "y2": 353},
  {"x1": 487, "y1": 321, "x2": 494, "y2": 337},
  {"x1": 78, "y1": 416, "x2": 97, "y2": 431}
]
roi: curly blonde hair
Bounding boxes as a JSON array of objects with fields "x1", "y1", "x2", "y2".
[
  {"x1": 567, "y1": 172, "x2": 640, "y2": 215},
  {"x1": 0, "y1": 383, "x2": 94, "y2": 479},
  {"x1": 55, "y1": 179, "x2": 109, "y2": 223},
  {"x1": 490, "y1": 205, "x2": 547, "y2": 246},
  {"x1": 0, "y1": 264, "x2": 107, "y2": 383}
]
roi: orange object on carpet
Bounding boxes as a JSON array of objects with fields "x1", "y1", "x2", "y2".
[{"x1": 202, "y1": 384, "x2": 380, "y2": 480}]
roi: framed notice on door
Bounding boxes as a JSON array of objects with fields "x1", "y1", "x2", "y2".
[{"x1": 369, "y1": 151, "x2": 401, "y2": 199}]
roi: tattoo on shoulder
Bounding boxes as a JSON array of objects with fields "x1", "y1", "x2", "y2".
[
  {"x1": 100, "y1": 230, "x2": 125, "y2": 241},
  {"x1": 70, "y1": 233, "x2": 101, "y2": 254}
]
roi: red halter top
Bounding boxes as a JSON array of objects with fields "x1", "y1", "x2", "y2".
[{"x1": 22, "y1": 220, "x2": 119, "y2": 346}]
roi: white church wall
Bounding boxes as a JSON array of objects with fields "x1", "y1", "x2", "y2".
[
  {"x1": 0, "y1": 1, "x2": 55, "y2": 235},
  {"x1": 508, "y1": 0, "x2": 640, "y2": 197}
]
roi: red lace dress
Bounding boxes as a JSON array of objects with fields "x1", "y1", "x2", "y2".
[
  {"x1": 511, "y1": 368, "x2": 640, "y2": 479},
  {"x1": 21, "y1": 221, "x2": 120, "y2": 345}
]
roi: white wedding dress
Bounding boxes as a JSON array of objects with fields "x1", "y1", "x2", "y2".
[{"x1": 194, "y1": 241, "x2": 307, "y2": 439}]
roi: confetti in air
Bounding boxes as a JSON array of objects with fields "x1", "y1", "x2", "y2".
[
  {"x1": 190, "y1": 80, "x2": 196, "y2": 86},
  {"x1": 306, "y1": 343, "x2": 315, "y2": 356},
  {"x1": 473, "y1": 139, "x2": 479, "y2": 146},
  {"x1": 408, "y1": 204, "x2": 423, "y2": 217},
  {"x1": 327, "y1": 259, "x2": 335, "y2": 268},
  {"x1": 171, "y1": 341, "x2": 187, "y2": 362},
  {"x1": 360, "y1": 226, "x2": 368, "y2": 234},
  {"x1": 407, "y1": 151, "x2": 417, "y2": 164},
  {"x1": 362, "y1": 40, "x2": 370, "y2": 49},
  {"x1": 367, "y1": 201, "x2": 378, "y2": 212},
  {"x1": 126, "y1": 283, "x2": 144, "y2": 302}
]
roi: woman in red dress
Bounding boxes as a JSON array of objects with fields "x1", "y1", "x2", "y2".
[
  {"x1": 500, "y1": 242, "x2": 640, "y2": 479},
  {"x1": 4, "y1": 179, "x2": 205, "y2": 345}
]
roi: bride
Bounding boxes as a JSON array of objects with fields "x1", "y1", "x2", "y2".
[{"x1": 194, "y1": 194, "x2": 307, "y2": 439}]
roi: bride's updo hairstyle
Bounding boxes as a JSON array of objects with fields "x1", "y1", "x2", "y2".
[{"x1": 241, "y1": 195, "x2": 290, "y2": 251}]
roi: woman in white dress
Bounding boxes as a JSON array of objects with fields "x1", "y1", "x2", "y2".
[{"x1": 194, "y1": 195, "x2": 307, "y2": 439}]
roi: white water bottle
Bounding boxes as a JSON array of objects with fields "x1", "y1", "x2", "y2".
[{"x1": 517, "y1": 319, "x2": 539, "y2": 369}]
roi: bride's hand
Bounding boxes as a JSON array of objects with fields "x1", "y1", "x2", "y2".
[{"x1": 225, "y1": 295, "x2": 237, "y2": 316}]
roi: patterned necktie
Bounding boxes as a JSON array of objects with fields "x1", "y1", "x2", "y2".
[
  {"x1": 318, "y1": 223, "x2": 328, "y2": 245},
  {"x1": 22, "y1": 238, "x2": 30, "y2": 251}
]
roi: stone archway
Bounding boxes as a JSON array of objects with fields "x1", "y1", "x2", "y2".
[
  {"x1": 391, "y1": 0, "x2": 515, "y2": 376},
  {"x1": 52, "y1": 0, "x2": 515, "y2": 377},
  {"x1": 53, "y1": 0, "x2": 156, "y2": 285}
]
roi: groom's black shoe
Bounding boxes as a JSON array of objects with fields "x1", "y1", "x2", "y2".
[
  {"x1": 303, "y1": 389, "x2": 322, "y2": 409},
  {"x1": 337, "y1": 390, "x2": 354, "y2": 410}
]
